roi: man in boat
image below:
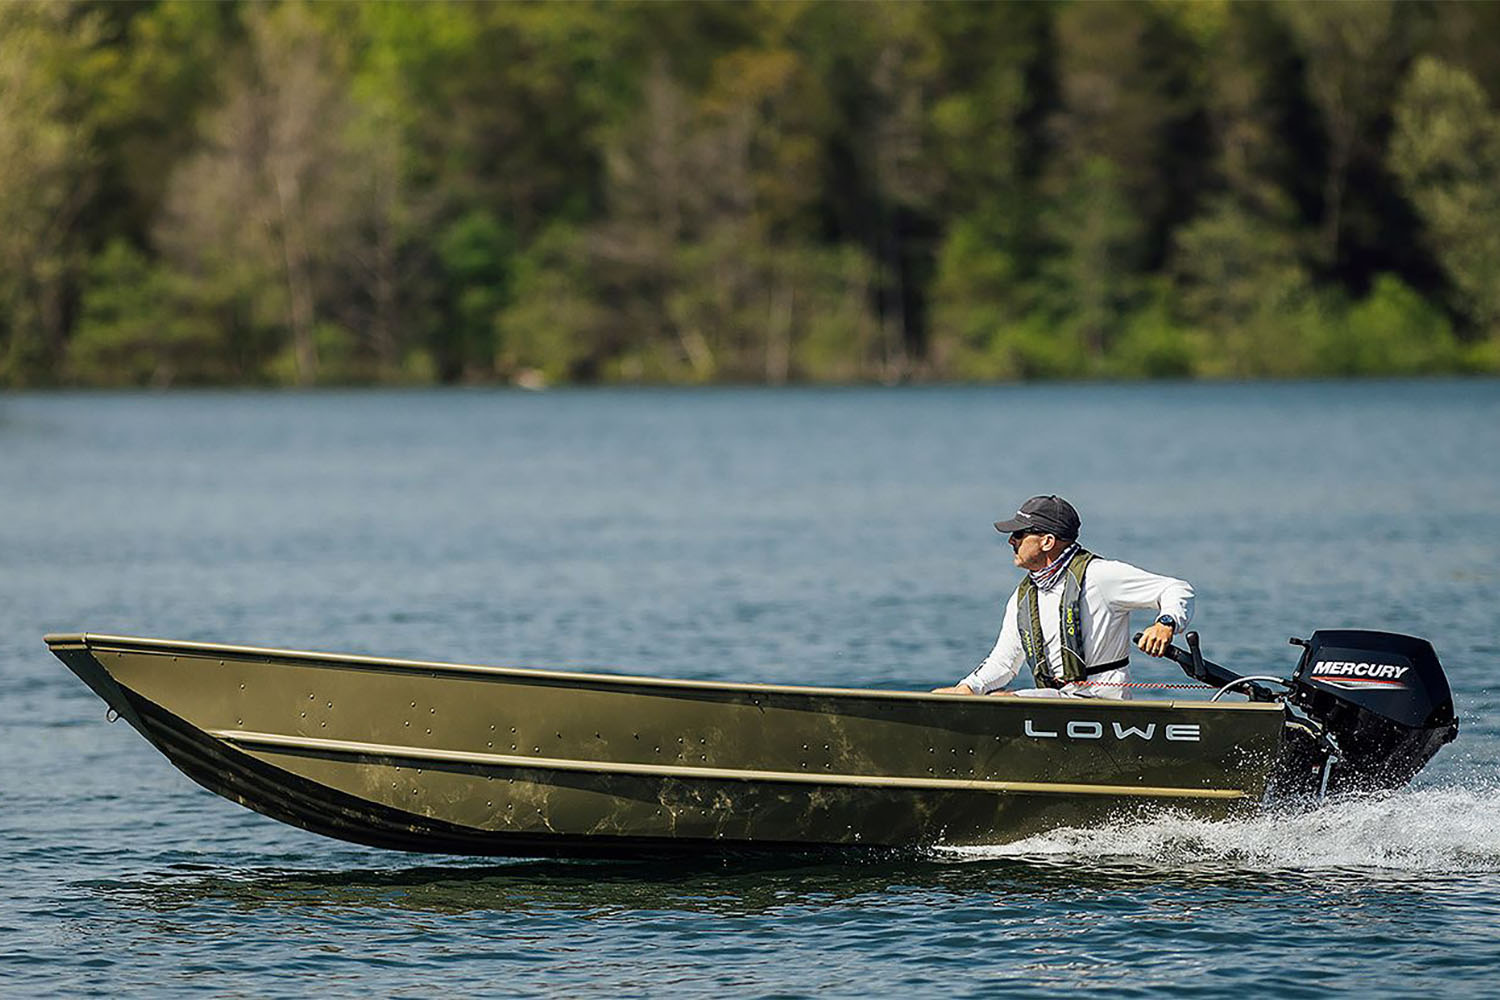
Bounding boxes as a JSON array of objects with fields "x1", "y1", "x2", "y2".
[{"x1": 932, "y1": 494, "x2": 1191, "y2": 700}]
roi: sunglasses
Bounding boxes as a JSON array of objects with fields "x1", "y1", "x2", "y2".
[{"x1": 1009, "y1": 529, "x2": 1048, "y2": 543}]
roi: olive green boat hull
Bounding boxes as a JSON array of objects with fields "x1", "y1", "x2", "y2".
[{"x1": 45, "y1": 633, "x2": 1287, "y2": 857}]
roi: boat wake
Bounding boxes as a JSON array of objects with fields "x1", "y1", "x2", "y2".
[{"x1": 941, "y1": 780, "x2": 1500, "y2": 874}]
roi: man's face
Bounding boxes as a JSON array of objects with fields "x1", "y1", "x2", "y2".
[{"x1": 1009, "y1": 530, "x2": 1055, "y2": 571}]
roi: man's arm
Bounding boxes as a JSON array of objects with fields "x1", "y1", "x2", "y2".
[
  {"x1": 933, "y1": 592, "x2": 1025, "y2": 693},
  {"x1": 1094, "y1": 559, "x2": 1194, "y2": 658}
]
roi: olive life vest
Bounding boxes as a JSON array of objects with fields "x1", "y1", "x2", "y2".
[{"x1": 1015, "y1": 548, "x2": 1127, "y2": 689}]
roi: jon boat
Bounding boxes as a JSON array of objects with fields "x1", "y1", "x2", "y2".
[{"x1": 45, "y1": 628, "x2": 1457, "y2": 857}]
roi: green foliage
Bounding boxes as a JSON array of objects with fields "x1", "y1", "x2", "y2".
[
  {"x1": 1280, "y1": 0, "x2": 1407, "y2": 267},
  {"x1": 6, "y1": 1, "x2": 1500, "y2": 386},
  {"x1": 0, "y1": 2, "x2": 96, "y2": 385},
  {"x1": 988, "y1": 317, "x2": 1089, "y2": 381},
  {"x1": 266, "y1": 322, "x2": 360, "y2": 386},
  {"x1": 790, "y1": 245, "x2": 881, "y2": 382},
  {"x1": 436, "y1": 210, "x2": 518, "y2": 380},
  {"x1": 1039, "y1": 156, "x2": 1147, "y2": 364},
  {"x1": 68, "y1": 240, "x2": 219, "y2": 386},
  {"x1": 1103, "y1": 290, "x2": 1200, "y2": 380},
  {"x1": 496, "y1": 224, "x2": 608, "y2": 384},
  {"x1": 1168, "y1": 196, "x2": 1314, "y2": 376},
  {"x1": 79, "y1": 1, "x2": 236, "y2": 241},
  {"x1": 928, "y1": 217, "x2": 1030, "y2": 378},
  {"x1": 1311, "y1": 275, "x2": 1461, "y2": 375},
  {"x1": 1389, "y1": 57, "x2": 1500, "y2": 345}
]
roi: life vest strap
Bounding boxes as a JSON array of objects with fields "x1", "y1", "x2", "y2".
[{"x1": 1079, "y1": 656, "x2": 1129, "y2": 678}]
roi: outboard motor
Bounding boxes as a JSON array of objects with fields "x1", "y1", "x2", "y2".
[
  {"x1": 1279, "y1": 629, "x2": 1458, "y2": 794},
  {"x1": 1157, "y1": 629, "x2": 1459, "y2": 797}
]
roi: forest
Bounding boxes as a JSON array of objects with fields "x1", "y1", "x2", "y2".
[{"x1": 4, "y1": 0, "x2": 1500, "y2": 387}]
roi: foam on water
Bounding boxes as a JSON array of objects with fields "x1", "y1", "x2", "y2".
[{"x1": 944, "y1": 781, "x2": 1500, "y2": 873}]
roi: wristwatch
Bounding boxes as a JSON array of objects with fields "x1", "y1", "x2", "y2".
[{"x1": 1155, "y1": 614, "x2": 1177, "y2": 632}]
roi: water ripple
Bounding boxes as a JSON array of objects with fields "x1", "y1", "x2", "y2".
[{"x1": 7, "y1": 385, "x2": 1500, "y2": 997}]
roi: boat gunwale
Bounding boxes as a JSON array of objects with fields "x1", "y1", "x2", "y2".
[{"x1": 43, "y1": 632, "x2": 1286, "y2": 714}]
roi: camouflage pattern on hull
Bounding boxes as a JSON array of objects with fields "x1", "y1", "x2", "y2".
[{"x1": 45, "y1": 633, "x2": 1285, "y2": 856}]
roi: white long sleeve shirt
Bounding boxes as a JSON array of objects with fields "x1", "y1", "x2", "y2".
[{"x1": 960, "y1": 557, "x2": 1194, "y2": 699}]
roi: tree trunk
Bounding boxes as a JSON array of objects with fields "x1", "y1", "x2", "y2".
[
  {"x1": 272, "y1": 172, "x2": 318, "y2": 385},
  {"x1": 765, "y1": 269, "x2": 793, "y2": 384}
]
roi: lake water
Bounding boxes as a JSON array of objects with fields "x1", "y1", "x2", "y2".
[{"x1": 3, "y1": 381, "x2": 1499, "y2": 997}]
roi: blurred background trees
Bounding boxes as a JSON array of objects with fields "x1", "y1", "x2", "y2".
[{"x1": 3, "y1": 0, "x2": 1499, "y2": 387}]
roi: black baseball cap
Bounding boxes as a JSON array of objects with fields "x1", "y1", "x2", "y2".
[{"x1": 993, "y1": 495, "x2": 1081, "y2": 538}]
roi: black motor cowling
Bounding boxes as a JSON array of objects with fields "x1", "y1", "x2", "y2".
[{"x1": 1280, "y1": 629, "x2": 1458, "y2": 793}]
